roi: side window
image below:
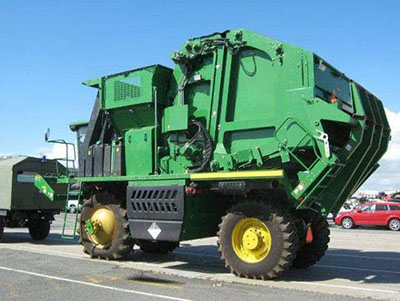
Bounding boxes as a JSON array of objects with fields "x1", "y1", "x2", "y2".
[
  {"x1": 362, "y1": 205, "x2": 372, "y2": 212},
  {"x1": 389, "y1": 205, "x2": 400, "y2": 211},
  {"x1": 376, "y1": 204, "x2": 388, "y2": 211},
  {"x1": 16, "y1": 171, "x2": 37, "y2": 183}
]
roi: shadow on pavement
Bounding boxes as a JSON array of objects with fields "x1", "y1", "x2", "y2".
[{"x1": 127, "y1": 244, "x2": 400, "y2": 285}]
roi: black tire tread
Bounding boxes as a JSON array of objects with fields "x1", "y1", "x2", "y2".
[
  {"x1": 28, "y1": 221, "x2": 50, "y2": 240},
  {"x1": 79, "y1": 191, "x2": 134, "y2": 260},
  {"x1": 292, "y1": 213, "x2": 330, "y2": 268}
]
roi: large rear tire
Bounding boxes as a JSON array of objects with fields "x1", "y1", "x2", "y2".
[
  {"x1": 217, "y1": 201, "x2": 298, "y2": 280},
  {"x1": 28, "y1": 219, "x2": 50, "y2": 240},
  {"x1": 136, "y1": 240, "x2": 179, "y2": 254},
  {"x1": 292, "y1": 212, "x2": 330, "y2": 268},
  {"x1": 79, "y1": 191, "x2": 134, "y2": 260}
]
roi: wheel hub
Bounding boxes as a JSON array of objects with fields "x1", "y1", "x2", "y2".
[
  {"x1": 242, "y1": 229, "x2": 261, "y2": 250},
  {"x1": 232, "y1": 218, "x2": 272, "y2": 263},
  {"x1": 85, "y1": 206, "x2": 116, "y2": 248},
  {"x1": 390, "y1": 219, "x2": 400, "y2": 230}
]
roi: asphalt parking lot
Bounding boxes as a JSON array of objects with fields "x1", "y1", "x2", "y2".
[{"x1": 0, "y1": 216, "x2": 399, "y2": 301}]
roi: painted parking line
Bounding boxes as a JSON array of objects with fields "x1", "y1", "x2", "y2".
[
  {"x1": 326, "y1": 253, "x2": 400, "y2": 261},
  {"x1": 290, "y1": 281, "x2": 400, "y2": 295},
  {"x1": 0, "y1": 266, "x2": 192, "y2": 301},
  {"x1": 316, "y1": 264, "x2": 400, "y2": 275}
]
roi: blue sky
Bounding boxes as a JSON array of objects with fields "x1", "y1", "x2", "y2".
[{"x1": 0, "y1": 1, "x2": 399, "y2": 190}]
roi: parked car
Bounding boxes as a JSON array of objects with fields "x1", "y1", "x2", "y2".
[
  {"x1": 67, "y1": 190, "x2": 81, "y2": 213},
  {"x1": 334, "y1": 202, "x2": 400, "y2": 231},
  {"x1": 327, "y1": 203, "x2": 353, "y2": 220},
  {"x1": 67, "y1": 200, "x2": 81, "y2": 213}
]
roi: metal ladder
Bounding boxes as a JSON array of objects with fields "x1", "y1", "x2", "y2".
[
  {"x1": 298, "y1": 162, "x2": 344, "y2": 208},
  {"x1": 45, "y1": 130, "x2": 82, "y2": 240}
]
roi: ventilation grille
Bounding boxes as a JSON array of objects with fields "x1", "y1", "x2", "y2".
[
  {"x1": 130, "y1": 189, "x2": 178, "y2": 213},
  {"x1": 114, "y1": 79, "x2": 141, "y2": 101},
  {"x1": 127, "y1": 186, "x2": 184, "y2": 221}
]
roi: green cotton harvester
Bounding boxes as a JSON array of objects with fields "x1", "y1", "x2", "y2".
[{"x1": 35, "y1": 29, "x2": 390, "y2": 279}]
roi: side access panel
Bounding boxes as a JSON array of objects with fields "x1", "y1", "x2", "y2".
[
  {"x1": 126, "y1": 185, "x2": 184, "y2": 242},
  {"x1": 125, "y1": 127, "x2": 154, "y2": 175}
]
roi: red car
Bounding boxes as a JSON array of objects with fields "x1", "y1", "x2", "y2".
[{"x1": 334, "y1": 202, "x2": 400, "y2": 231}]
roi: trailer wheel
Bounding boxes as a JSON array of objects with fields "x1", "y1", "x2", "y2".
[
  {"x1": 79, "y1": 191, "x2": 134, "y2": 260},
  {"x1": 136, "y1": 240, "x2": 179, "y2": 254},
  {"x1": 292, "y1": 212, "x2": 330, "y2": 268},
  {"x1": 217, "y1": 202, "x2": 298, "y2": 279},
  {"x1": 28, "y1": 220, "x2": 50, "y2": 240},
  {"x1": 0, "y1": 216, "x2": 4, "y2": 241}
]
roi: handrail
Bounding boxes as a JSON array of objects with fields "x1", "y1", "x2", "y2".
[{"x1": 46, "y1": 138, "x2": 77, "y2": 177}]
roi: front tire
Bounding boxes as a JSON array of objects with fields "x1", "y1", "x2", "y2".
[
  {"x1": 79, "y1": 191, "x2": 134, "y2": 260},
  {"x1": 217, "y1": 202, "x2": 298, "y2": 280},
  {"x1": 388, "y1": 218, "x2": 400, "y2": 231},
  {"x1": 341, "y1": 217, "x2": 354, "y2": 229},
  {"x1": 28, "y1": 220, "x2": 50, "y2": 240}
]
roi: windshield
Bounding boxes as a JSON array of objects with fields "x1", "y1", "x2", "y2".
[{"x1": 77, "y1": 126, "x2": 87, "y2": 144}]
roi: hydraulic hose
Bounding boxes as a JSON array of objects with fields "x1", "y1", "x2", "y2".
[{"x1": 187, "y1": 119, "x2": 213, "y2": 173}]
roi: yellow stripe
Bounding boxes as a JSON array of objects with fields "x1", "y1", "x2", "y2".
[{"x1": 190, "y1": 170, "x2": 284, "y2": 181}]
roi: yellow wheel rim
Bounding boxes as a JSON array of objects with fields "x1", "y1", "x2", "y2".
[
  {"x1": 86, "y1": 206, "x2": 116, "y2": 248},
  {"x1": 232, "y1": 218, "x2": 272, "y2": 263}
]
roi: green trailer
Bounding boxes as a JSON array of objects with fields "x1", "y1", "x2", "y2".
[
  {"x1": 0, "y1": 157, "x2": 66, "y2": 241},
  {"x1": 36, "y1": 29, "x2": 390, "y2": 279}
]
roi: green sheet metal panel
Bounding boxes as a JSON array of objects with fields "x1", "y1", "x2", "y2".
[
  {"x1": 162, "y1": 105, "x2": 188, "y2": 133},
  {"x1": 225, "y1": 47, "x2": 278, "y2": 122},
  {"x1": 103, "y1": 65, "x2": 172, "y2": 110},
  {"x1": 125, "y1": 127, "x2": 154, "y2": 175}
]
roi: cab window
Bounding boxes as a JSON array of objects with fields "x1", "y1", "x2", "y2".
[{"x1": 314, "y1": 55, "x2": 352, "y2": 112}]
